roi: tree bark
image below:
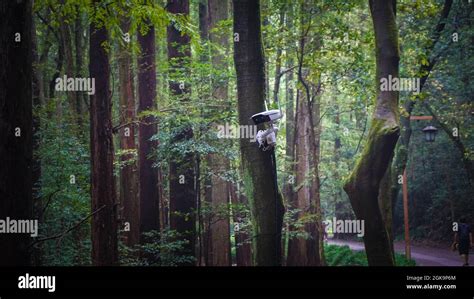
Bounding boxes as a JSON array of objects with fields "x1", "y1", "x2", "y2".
[
  {"x1": 343, "y1": 0, "x2": 400, "y2": 266},
  {"x1": 74, "y1": 5, "x2": 86, "y2": 124},
  {"x1": 59, "y1": 0, "x2": 80, "y2": 127},
  {"x1": 272, "y1": 9, "x2": 285, "y2": 105},
  {"x1": 0, "y1": 0, "x2": 33, "y2": 266},
  {"x1": 137, "y1": 20, "x2": 160, "y2": 240},
  {"x1": 230, "y1": 182, "x2": 252, "y2": 266},
  {"x1": 287, "y1": 91, "x2": 318, "y2": 266},
  {"x1": 167, "y1": 0, "x2": 196, "y2": 264},
  {"x1": 206, "y1": 0, "x2": 232, "y2": 267},
  {"x1": 89, "y1": 1, "x2": 118, "y2": 266},
  {"x1": 119, "y1": 18, "x2": 140, "y2": 248},
  {"x1": 282, "y1": 5, "x2": 295, "y2": 261},
  {"x1": 233, "y1": 0, "x2": 284, "y2": 266}
]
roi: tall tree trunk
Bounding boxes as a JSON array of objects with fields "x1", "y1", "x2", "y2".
[
  {"x1": 282, "y1": 5, "x2": 295, "y2": 262},
  {"x1": 137, "y1": 20, "x2": 160, "y2": 241},
  {"x1": 273, "y1": 9, "x2": 285, "y2": 105},
  {"x1": 167, "y1": 0, "x2": 196, "y2": 264},
  {"x1": 74, "y1": 5, "x2": 86, "y2": 125},
  {"x1": 230, "y1": 182, "x2": 252, "y2": 266},
  {"x1": 233, "y1": 0, "x2": 284, "y2": 266},
  {"x1": 119, "y1": 18, "x2": 140, "y2": 248},
  {"x1": 59, "y1": 1, "x2": 80, "y2": 127},
  {"x1": 287, "y1": 92, "x2": 315, "y2": 266},
  {"x1": 343, "y1": 0, "x2": 399, "y2": 266},
  {"x1": 333, "y1": 100, "x2": 346, "y2": 239},
  {"x1": 206, "y1": 0, "x2": 232, "y2": 267},
  {"x1": 89, "y1": 1, "x2": 118, "y2": 266},
  {"x1": 0, "y1": 0, "x2": 33, "y2": 266},
  {"x1": 308, "y1": 94, "x2": 323, "y2": 265}
]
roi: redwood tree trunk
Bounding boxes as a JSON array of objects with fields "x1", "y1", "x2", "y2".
[
  {"x1": 59, "y1": 0, "x2": 80, "y2": 127},
  {"x1": 0, "y1": 0, "x2": 33, "y2": 266},
  {"x1": 287, "y1": 95, "x2": 312, "y2": 266},
  {"x1": 343, "y1": 0, "x2": 399, "y2": 266},
  {"x1": 89, "y1": 2, "x2": 118, "y2": 266},
  {"x1": 233, "y1": 0, "x2": 284, "y2": 266},
  {"x1": 119, "y1": 18, "x2": 139, "y2": 248},
  {"x1": 207, "y1": 0, "x2": 231, "y2": 267},
  {"x1": 137, "y1": 20, "x2": 160, "y2": 240},
  {"x1": 167, "y1": 0, "x2": 196, "y2": 264}
]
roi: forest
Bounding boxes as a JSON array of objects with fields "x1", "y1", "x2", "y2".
[{"x1": 0, "y1": 0, "x2": 473, "y2": 267}]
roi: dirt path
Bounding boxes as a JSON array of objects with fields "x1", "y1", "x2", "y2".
[{"x1": 327, "y1": 239, "x2": 470, "y2": 266}]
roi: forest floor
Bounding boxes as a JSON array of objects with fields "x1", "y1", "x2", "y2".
[{"x1": 327, "y1": 239, "x2": 472, "y2": 266}]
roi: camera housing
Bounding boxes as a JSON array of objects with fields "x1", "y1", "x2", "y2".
[
  {"x1": 250, "y1": 110, "x2": 283, "y2": 151},
  {"x1": 250, "y1": 109, "x2": 283, "y2": 125}
]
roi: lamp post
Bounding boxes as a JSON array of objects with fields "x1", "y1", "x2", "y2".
[
  {"x1": 422, "y1": 125, "x2": 438, "y2": 142},
  {"x1": 402, "y1": 116, "x2": 436, "y2": 260}
]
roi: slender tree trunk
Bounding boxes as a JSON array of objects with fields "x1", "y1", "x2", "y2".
[
  {"x1": 273, "y1": 9, "x2": 285, "y2": 105},
  {"x1": 0, "y1": 0, "x2": 33, "y2": 266},
  {"x1": 89, "y1": 1, "x2": 118, "y2": 266},
  {"x1": 206, "y1": 0, "x2": 232, "y2": 267},
  {"x1": 74, "y1": 5, "x2": 86, "y2": 125},
  {"x1": 137, "y1": 20, "x2": 160, "y2": 241},
  {"x1": 333, "y1": 101, "x2": 346, "y2": 239},
  {"x1": 233, "y1": 0, "x2": 284, "y2": 266},
  {"x1": 119, "y1": 18, "x2": 140, "y2": 248},
  {"x1": 59, "y1": 1, "x2": 79, "y2": 127},
  {"x1": 343, "y1": 0, "x2": 400, "y2": 266},
  {"x1": 282, "y1": 5, "x2": 295, "y2": 262},
  {"x1": 230, "y1": 182, "x2": 252, "y2": 266},
  {"x1": 308, "y1": 93, "x2": 323, "y2": 265},
  {"x1": 167, "y1": 0, "x2": 196, "y2": 264}
]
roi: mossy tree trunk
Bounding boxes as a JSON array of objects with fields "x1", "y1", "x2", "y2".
[
  {"x1": 343, "y1": 0, "x2": 400, "y2": 266},
  {"x1": 233, "y1": 0, "x2": 284, "y2": 266}
]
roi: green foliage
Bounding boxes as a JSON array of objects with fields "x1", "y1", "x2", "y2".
[
  {"x1": 119, "y1": 229, "x2": 196, "y2": 266},
  {"x1": 36, "y1": 106, "x2": 91, "y2": 266},
  {"x1": 324, "y1": 244, "x2": 416, "y2": 266}
]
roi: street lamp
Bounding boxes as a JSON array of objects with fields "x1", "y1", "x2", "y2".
[
  {"x1": 422, "y1": 125, "x2": 438, "y2": 142},
  {"x1": 402, "y1": 116, "x2": 436, "y2": 261}
]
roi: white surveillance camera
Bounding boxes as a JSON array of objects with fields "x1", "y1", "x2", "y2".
[{"x1": 250, "y1": 110, "x2": 283, "y2": 151}]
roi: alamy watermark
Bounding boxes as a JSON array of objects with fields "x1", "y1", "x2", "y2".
[
  {"x1": 0, "y1": 217, "x2": 38, "y2": 237},
  {"x1": 18, "y1": 273, "x2": 56, "y2": 293},
  {"x1": 323, "y1": 217, "x2": 365, "y2": 238},
  {"x1": 380, "y1": 75, "x2": 420, "y2": 94},
  {"x1": 55, "y1": 75, "x2": 95, "y2": 95},
  {"x1": 216, "y1": 123, "x2": 257, "y2": 140}
]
